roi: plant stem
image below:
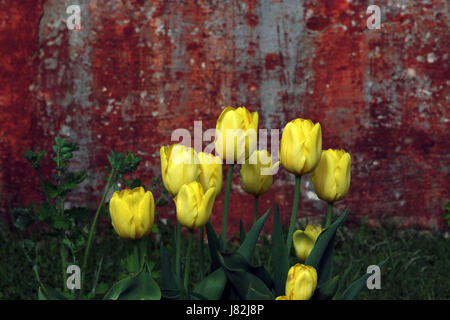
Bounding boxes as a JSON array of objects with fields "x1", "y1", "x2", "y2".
[
  {"x1": 199, "y1": 226, "x2": 204, "y2": 280},
  {"x1": 61, "y1": 243, "x2": 68, "y2": 295},
  {"x1": 253, "y1": 195, "x2": 259, "y2": 224},
  {"x1": 325, "y1": 202, "x2": 333, "y2": 228},
  {"x1": 175, "y1": 221, "x2": 181, "y2": 283},
  {"x1": 221, "y1": 163, "x2": 234, "y2": 251},
  {"x1": 79, "y1": 169, "x2": 115, "y2": 298},
  {"x1": 286, "y1": 175, "x2": 301, "y2": 255},
  {"x1": 183, "y1": 230, "x2": 194, "y2": 297}
]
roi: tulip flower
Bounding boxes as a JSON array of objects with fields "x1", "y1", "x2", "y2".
[
  {"x1": 174, "y1": 181, "x2": 216, "y2": 230},
  {"x1": 240, "y1": 150, "x2": 278, "y2": 197},
  {"x1": 160, "y1": 144, "x2": 200, "y2": 196},
  {"x1": 198, "y1": 152, "x2": 223, "y2": 198},
  {"x1": 280, "y1": 118, "x2": 322, "y2": 256},
  {"x1": 293, "y1": 224, "x2": 324, "y2": 262},
  {"x1": 311, "y1": 148, "x2": 351, "y2": 228},
  {"x1": 280, "y1": 118, "x2": 322, "y2": 176},
  {"x1": 311, "y1": 149, "x2": 351, "y2": 203},
  {"x1": 276, "y1": 264, "x2": 318, "y2": 300},
  {"x1": 214, "y1": 106, "x2": 258, "y2": 163},
  {"x1": 215, "y1": 106, "x2": 258, "y2": 250},
  {"x1": 109, "y1": 187, "x2": 155, "y2": 240}
]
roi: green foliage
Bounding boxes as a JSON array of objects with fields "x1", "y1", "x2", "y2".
[{"x1": 444, "y1": 202, "x2": 450, "y2": 227}]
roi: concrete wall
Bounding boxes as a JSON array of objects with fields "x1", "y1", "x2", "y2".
[{"x1": 0, "y1": 0, "x2": 448, "y2": 233}]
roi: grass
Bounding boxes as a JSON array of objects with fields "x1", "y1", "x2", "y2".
[{"x1": 0, "y1": 216, "x2": 449, "y2": 300}]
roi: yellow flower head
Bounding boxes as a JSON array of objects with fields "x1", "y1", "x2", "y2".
[
  {"x1": 310, "y1": 149, "x2": 351, "y2": 202},
  {"x1": 215, "y1": 106, "x2": 258, "y2": 163},
  {"x1": 276, "y1": 264, "x2": 317, "y2": 300},
  {"x1": 280, "y1": 118, "x2": 322, "y2": 175},
  {"x1": 293, "y1": 224, "x2": 324, "y2": 262},
  {"x1": 174, "y1": 181, "x2": 216, "y2": 230},
  {"x1": 160, "y1": 144, "x2": 200, "y2": 196},
  {"x1": 198, "y1": 152, "x2": 223, "y2": 198},
  {"x1": 109, "y1": 187, "x2": 155, "y2": 240},
  {"x1": 240, "y1": 150, "x2": 279, "y2": 196}
]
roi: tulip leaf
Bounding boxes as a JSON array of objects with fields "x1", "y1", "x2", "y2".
[
  {"x1": 104, "y1": 263, "x2": 161, "y2": 300},
  {"x1": 225, "y1": 269, "x2": 274, "y2": 300},
  {"x1": 38, "y1": 285, "x2": 67, "y2": 300},
  {"x1": 305, "y1": 209, "x2": 348, "y2": 283},
  {"x1": 272, "y1": 201, "x2": 289, "y2": 297},
  {"x1": 341, "y1": 259, "x2": 387, "y2": 300},
  {"x1": 205, "y1": 222, "x2": 222, "y2": 271},
  {"x1": 237, "y1": 208, "x2": 270, "y2": 263},
  {"x1": 160, "y1": 244, "x2": 180, "y2": 299},
  {"x1": 239, "y1": 219, "x2": 246, "y2": 244},
  {"x1": 193, "y1": 267, "x2": 227, "y2": 300},
  {"x1": 315, "y1": 275, "x2": 340, "y2": 300}
]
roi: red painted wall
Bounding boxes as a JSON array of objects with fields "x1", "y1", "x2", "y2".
[{"x1": 0, "y1": 0, "x2": 448, "y2": 234}]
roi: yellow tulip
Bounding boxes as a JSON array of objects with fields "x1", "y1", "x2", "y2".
[
  {"x1": 280, "y1": 118, "x2": 322, "y2": 175},
  {"x1": 198, "y1": 152, "x2": 223, "y2": 198},
  {"x1": 276, "y1": 264, "x2": 317, "y2": 300},
  {"x1": 240, "y1": 150, "x2": 278, "y2": 196},
  {"x1": 160, "y1": 144, "x2": 200, "y2": 196},
  {"x1": 109, "y1": 187, "x2": 155, "y2": 240},
  {"x1": 215, "y1": 106, "x2": 258, "y2": 163},
  {"x1": 310, "y1": 149, "x2": 351, "y2": 202},
  {"x1": 293, "y1": 224, "x2": 324, "y2": 262},
  {"x1": 174, "y1": 181, "x2": 216, "y2": 230}
]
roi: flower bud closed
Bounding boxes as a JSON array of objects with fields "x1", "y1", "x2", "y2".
[
  {"x1": 160, "y1": 144, "x2": 200, "y2": 196},
  {"x1": 280, "y1": 118, "x2": 322, "y2": 175},
  {"x1": 310, "y1": 149, "x2": 351, "y2": 202},
  {"x1": 240, "y1": 150, "x2": 278, "y2": 196},
  {"x1": 174, "y1": 181, "x2": 216, "y2": 230},
  {"x1": 198, "y1": 152, "x2": 223, "y2": 198},
  {"x1": 109, "y1": 187, "x2": 155, "y2": 240},
  {"x1": 293, "y1": 224, "x2": 324, "y2": 262},
  {"x1": 215, "y1": 106, "x2": 258, "y2": 163},
  {"x1": 276, "y1": 264, "x2": 318, "y2": 300}
]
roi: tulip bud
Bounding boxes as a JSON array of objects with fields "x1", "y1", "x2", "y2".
[
  {"x1": 276, "y1": 264, "x2": 317, "y2": 300},
  {"x1": 160, "y1": 144, "x2": 200, "y2": 196},
  {"x1": 293, "y1": 224, "x2": 324, "y2": 262},
  {"x1": 215, "y1": 106, "x2": 258, "y2": 163},
  {"x1": 198, "y1": 152, "x2": 223, "y2": 198},
  {"x1": 174, "y1": 181, "x2": 216, "y2": 230},
  {"x1": 310, "y1": 149, "x2": 351, "y2": 202},
  {"x1": 280, "y1": 118, "x2": 322, "y2": 175},
  {"x1": 109, "y1": 187, "x2": 155, "y2": 240},
  {"x1": 240, "y1": 150, "x2": 278, "y2": 196}
]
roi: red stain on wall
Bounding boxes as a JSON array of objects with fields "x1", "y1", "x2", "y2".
[{"x1": 0, "y1": 0, "x2": 448, "y2": 236}]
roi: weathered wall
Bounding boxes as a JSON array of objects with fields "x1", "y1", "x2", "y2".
[{"x1": 0, "y1": 0, "x2": 448, "y2": 234}]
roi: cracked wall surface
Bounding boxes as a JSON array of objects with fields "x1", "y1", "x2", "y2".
[{"x1": 0, "y1": 0, "x2": 448, "y2": 233}]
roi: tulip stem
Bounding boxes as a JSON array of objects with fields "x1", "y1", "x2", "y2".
[
  {"x1": 220, "y1": 163, "x2": 234, "y2": 251},
  {"x1": 184, "y1": 230, "x2": 194, "y2": 297},
  {"x1": 325, "y1": 202, "x2": 333, "y2": 228},
  {"x1": 79, "y1": 169, "x2": 116, "y2": 299},
  {"x1": 175, "y1": 221, "x2": 182, "y2": 283},
  {"x1": 286, "y1": 175, "x2": 301, "y2": 255},
  {"x1": 199, "y1": 226, "x2": 205, "y2": 279},
  {"x1": 253, "y1": 195, "x2": 259, "y2": 224}
]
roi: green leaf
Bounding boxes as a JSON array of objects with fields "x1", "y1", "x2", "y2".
[
  {"x1": 43, "y1": 181, "x2": 58, "y2": 198},
  {"x1": 205, "y1": 222, "x2": 222, "y2": 271},
  {"x1": 104, "y1": 263, "x2": 161, "y2": 300},
  {"x1": 36, "y1": 202, "x2": 57, "y2": 223},
  {"x1": 316, "y1": 275, "x2": 340, "y2": 300},
  {"x1": 38, "y1": 286, "x2": 68, "y2": 300},
  {"x1": 11, "y1": 206, "x2": 36, "y2": 232},
  {"x1": 342, "y1": 259, "x2": 388, "y2": 300},
  {"x1": 239, "y1": 220, "x2": 246, "y2": 244},
  {"x1": 160, "y1": 244, "x2": 180, "y2": 299},
  {"x1": 305, "y1": 209, "x2": 348, "y2": 283},
  {"x1": 272, "y1": 202, "x2": 289, "y2": 297},
  {"x1": 25, "y1": 150, "x2": 45, "y2": 170},
  {"x1": 225, "y1": 269, "x2": 274, "y2": 300},
  {"x1": 193, "y1": 267, "x2": 227, "y2": 300},
  {"x1": 237, "y1": 208, "x2": 270, "y2": 263}
]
